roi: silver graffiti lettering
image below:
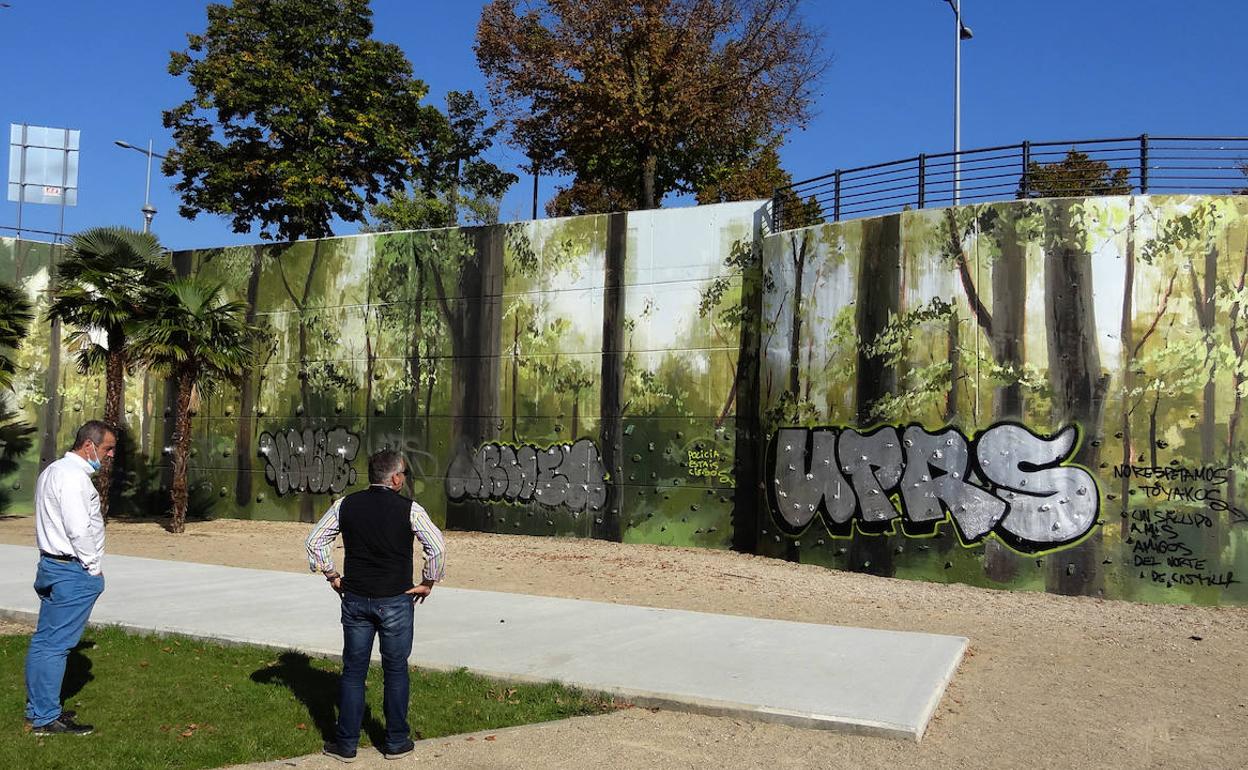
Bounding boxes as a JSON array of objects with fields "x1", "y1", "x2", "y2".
[
  {"x1": 259, "y1": 427, "x2": 360, "y2": 496},
  {"x1": 900, "y1": 426, "x2": 1006, "y2": 539},
  {"x1": 976, "y1": 425, "x2": 1098, "y2": 545},
  {"x1": 769, "y1": 422, "x2": 1099, "y2": 553},
  {"x1": 447, "y1": 439, "x2": 607, "y2": 513}
]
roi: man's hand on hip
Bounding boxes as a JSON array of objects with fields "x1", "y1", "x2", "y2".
[{"x1": 405, "y1": 581, "x2": 434, "y2": 603}]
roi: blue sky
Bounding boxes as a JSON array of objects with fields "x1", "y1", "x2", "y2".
[{"x1": 2, "y1": 0, "x2": 1245, "y2": 250}]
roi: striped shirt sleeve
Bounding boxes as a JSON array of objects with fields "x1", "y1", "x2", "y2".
[
  {"x1": 306, "y1": 498, "x2": 343, "y2": 574},
  {"x1": 410, "y1": 500, "x2": 446, "y2": 582}
]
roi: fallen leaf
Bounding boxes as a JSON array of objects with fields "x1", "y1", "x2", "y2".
[
  {"x1": 466, "y1": 736, "x2": 475, "y2": 742},
  {"x1": 296, "y1": 723, "x2": 307, "y2": 731},
  {"x1": 485, "y1": 735, "x2": 496, "y2": 742}
]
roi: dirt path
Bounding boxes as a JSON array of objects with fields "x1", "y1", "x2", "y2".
[{"x1": 2, "y1": 516, "x2": 1245, "y2": 769}]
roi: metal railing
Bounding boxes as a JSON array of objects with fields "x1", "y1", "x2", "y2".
[{"x1": 772, "y1": 135, "x2": 1248, "y2": 232}]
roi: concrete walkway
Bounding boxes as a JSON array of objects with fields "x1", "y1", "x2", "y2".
[{"x1": 0, "y1": 544, "x2": 966, "y2": 741}]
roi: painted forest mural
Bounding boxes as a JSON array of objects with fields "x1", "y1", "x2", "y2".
[
  {"x1": 760, "y1": 195, "x2": 1248, "y2": 606},
  {"x1": 1, "y1": 194, "x2": 1245, "y2": 606}
]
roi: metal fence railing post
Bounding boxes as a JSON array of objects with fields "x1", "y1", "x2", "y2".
[
  {"x1": 834, "y1": 170, "x2": 842, "y2": 222},
  {"x1": 1020, "y1": 141, "x2": 1031, "y2": 198},
  {"x1": 917, "y1": 154, "x2": 926, "y2": 208},
  {"x1": 1139, "y1": 134, "x2": 1150, "y2": 194},
  {"x1": 772, "y1": 186, "x2": 783, "y2": 233}
]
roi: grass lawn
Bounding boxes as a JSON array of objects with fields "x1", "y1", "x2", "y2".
[{"x1": 1, "y1": 626, "x2": 618, "y2": 769}]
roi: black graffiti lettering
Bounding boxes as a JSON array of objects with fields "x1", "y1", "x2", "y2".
[
  {"x1": 446, "y1": 439, "x2": 607, "y2": 513},
  {"x1": 767, "y1": 421, "x2": 1100, "y2": 553},
  {"x1": 258, "y1": 427, "x2": 360, "y2": 496},
  {"x1": 1132, "y1": 538, "x2": 1193, "y2": 557}
]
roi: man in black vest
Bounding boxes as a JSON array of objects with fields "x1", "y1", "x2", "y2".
[{"x1": 305, "y1": 449, "x2": 446, "y2": 763}]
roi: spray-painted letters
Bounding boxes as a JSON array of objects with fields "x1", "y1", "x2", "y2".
[
  {"x1": 769, "y1": 423, "x2": 1099, "y2": 553},
  {"x1": 446, "y1": 439, "x2": 608, "y2": 513},
  {"x1": 259, "y1": 427, "x2": 361, "y2": 496}
]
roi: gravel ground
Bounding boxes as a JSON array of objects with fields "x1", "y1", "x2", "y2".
[{"x1": 2, "y1": 516, "x2": 1245, "y2": 769}]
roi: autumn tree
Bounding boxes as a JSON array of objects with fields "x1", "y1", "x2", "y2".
[
  {"x1": 164, "y1": 0, "x2": 442, "y2": 241},
  {"x1": 476, "y1": 0, "x2": 827, "y2": 213}
]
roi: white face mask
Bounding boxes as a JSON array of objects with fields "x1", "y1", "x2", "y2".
[{"x1": 87, "y1": 444, "x2": 102, "y2": 472}]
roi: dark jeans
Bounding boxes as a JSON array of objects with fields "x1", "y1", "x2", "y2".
[
  {"x1": 25, "y1": 555, "x2": 105, "y2": 727},
  {"x1": 335, "y1": 591, "x2": 414, "y2": 752}
]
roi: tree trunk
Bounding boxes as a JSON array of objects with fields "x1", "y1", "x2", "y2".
[
  {"x1": 140, "y1": 372, "x2": 152, "y2": 460},
  {"x1": 296, "y1": 241, "x2": 323, "y2": 523},
  {"x1": 786, "y1": 232, "x2": 809, "y2": 399},
  {"x1": 409, "y1": 250, "x2": 425, "y2": 440},
  {"x1": 571, "y1": 391, "x2": 580, "y2": 440},
  {"x1": 991, "y1": 210, "x2": 1028, "y2": 420},
  {"x1": 1200, "y1": 244, "x2": 1217, "y2": 467},
  {"x1": 444, "y1": 227, "x2": 506, "y2": 531},
  {"x1": 39, "y1": 317, "x2": 62, "y2": 473},
  {"x1": 169, "y1": 372, "x2": 195, "y2": 534},
  {"x1": 641, "y1": 153, "x2": 658, "y2": 209},
  {"x1": 595, "y1": 212, "x2": 628, "y2": 541},
  {"x1": 944, "y1": 310, "x2": 960, "y2": 423},
  {"x1": 1044, "y1": 200, "x2": 1106, "y2": 596},
  {"x1": 731, "y1": 237, "x2": 764, "y2": 554},
  {"x1": 852, "y1": 214, "x2": 902, "y2": 577},
  {"x1": 984, "y1": 206, "x2": 1030, "y2": 581},
  {"x1": 511, "y1": 313, "x2": 520, "y2": 443},
  {"x1": 98, "y1": 335, "x2": 126, "y2": 521},
  {"x1": 234, "y1": 246, "x2": 264, "y2": 509},
  {"x1": 1119, "y1": 199, "x2": 1136, "y2": 538}
]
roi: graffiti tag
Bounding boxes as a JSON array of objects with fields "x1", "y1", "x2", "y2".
[
  {"x1": 446, "y1": 439, "x2": 607, "y2": 513},
  {"x1": 769, "y1": 422, "x2": 1100, "y2": 553},
  {"x1": 259, "y1": 427, "x2": 361, "y2": 496}
]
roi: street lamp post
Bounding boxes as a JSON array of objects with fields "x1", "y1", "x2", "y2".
[
  {"x1": 943, "y1": 0, "x2": 973, "y2": 205},
  {"x1": 114, "y1": 139, "x2": 166, "y2": 233}
]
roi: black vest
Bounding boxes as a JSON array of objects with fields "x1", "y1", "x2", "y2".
[{"x1": 339, "y1": 486, "x2": 415, "y2": 598}]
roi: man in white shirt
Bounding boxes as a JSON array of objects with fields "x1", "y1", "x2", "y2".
[{"x1": 24, "y1": 420, "x2": 115, "y2": 736}]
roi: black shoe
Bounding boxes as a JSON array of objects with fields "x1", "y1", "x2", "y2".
[
  {"x1": 382, "y1": 739, "x2": 416, "y2": 759},
  {"x1": 32, "y1": 715, "x2": 93, "y2": 736},
  {"x1": 322, "y1": 741, "x2": 358, "y2": 763},
  {"x1": 25, "y1": 709, "x2": 75, "y2": 726}
]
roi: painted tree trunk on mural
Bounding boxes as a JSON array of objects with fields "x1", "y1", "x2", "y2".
[
  {"x1": 1119, "y1": 200, "x2": 1137, "y2": 538},
  {"x1": 595, "y1": 212, "x2": 627, "y2": 541},
  {"x1": 1044, "y1": 200, "x2": 1106, "y2": 596},
  {"x1": 169, "y1": 373, "x2": 195, "y2": 534},
  {"x1": 1227, "y1": 245, "x2": 1248, "y2": 511},
  {"x1": 36, "y1": 244, "x2": 62, "y2": 473},
  {"x1": 984, "y1": 207, "x2": 1029, "y2": 581},
  {"x1": 408, "y1": 251, "x2": 425, "y2": 441},
  {"x1": 733, "y1": 238, "x2": 763, "y2": 554},
  {"x1": 233, "y1": 245, "x2": 264, "y2": 508},
  {"x1": 444, "y1": 226, "x2": 505, "y2": 531},
  {"x1": 786, "y1": 231, "x2": 810, "y2": 400},
  {"x1": 852, "y1": 214, "x2": 901, "y2": 577}
]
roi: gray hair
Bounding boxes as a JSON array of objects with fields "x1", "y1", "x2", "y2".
[
  {"x1": 368, "y1": 450, "x2": 405, "y2": 484},
  {"x1": 72, "y1": 420, "x2": 115, "y2": 450}
]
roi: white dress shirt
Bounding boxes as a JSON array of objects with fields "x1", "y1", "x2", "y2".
[{"x1": 34, "y1": 452, "x2": 105, "y2": 575}]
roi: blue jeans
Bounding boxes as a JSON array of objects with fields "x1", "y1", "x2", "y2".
[
  {"x1": 25, "y1": 556, "x2": 105, "y2": 727},
  {"x1": 335, "y1": 591, "x2": 414, "y2": 752}
]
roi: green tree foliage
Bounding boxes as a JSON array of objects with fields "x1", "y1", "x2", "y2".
[
  {"x1": 164, "y1": 0, "x2": 442, "y2": 241},
  {"x1": 0, "y1": 281, "x2": 34, "y2": 514},
  {"x1": 47, "y1": 227, "x2": 173, "y2": 518},
  {"x1": 131, "y1": 279, "x2": 254, "y2": 533},
  {"x1": 1021, "y1": 149, "x2": 1132, "y2": 199},
  {"x1": 369, "y1": 91, "x2": 517, "y2": 231},
  {"x1": 476, "y1": 0, "x2": 828, "y2": 213}
]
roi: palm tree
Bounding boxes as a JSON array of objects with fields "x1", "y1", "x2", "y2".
[
  {"x1": 47, "y1": 227, "x2": 173, "y2": 518},
  {"x1": 130, "y1": 278, "x2": 253, "y2": 533},
  {"x1": 0, "y1": 281, "x2": 35, "y2": 513}
]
